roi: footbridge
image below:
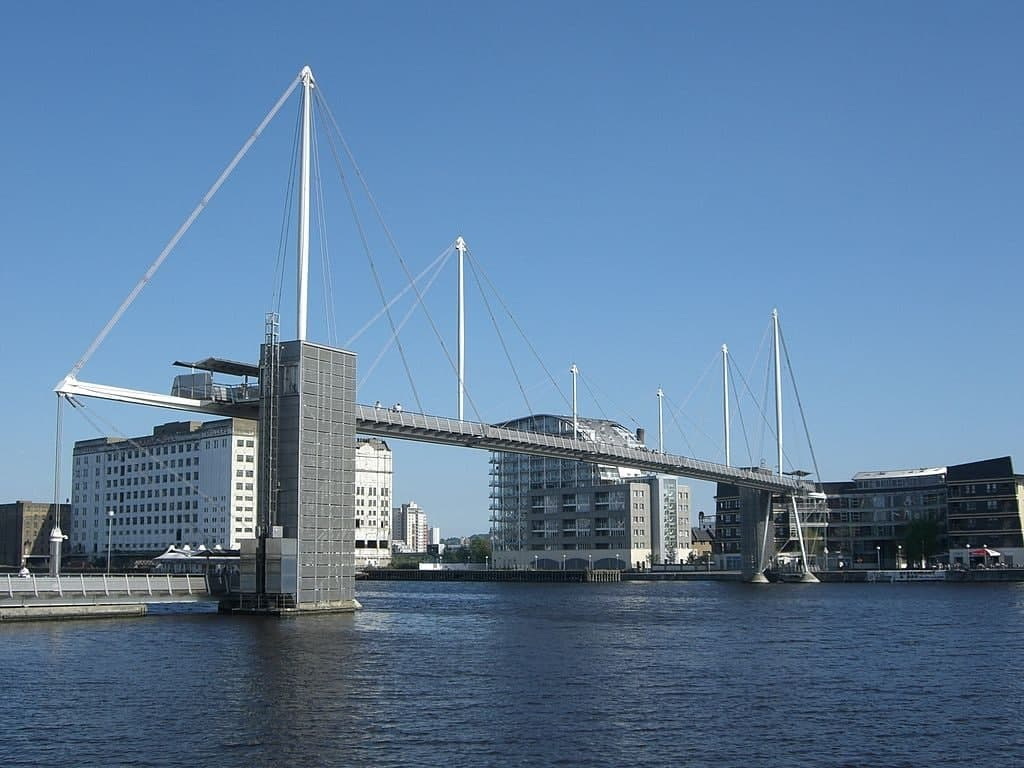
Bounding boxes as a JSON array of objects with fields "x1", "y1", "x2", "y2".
[
  {"x1": 356, "y1": 405, "x2": 810, "y2": 495},
  {"x1": 54, "y1": 374, "x2": 809, "y2": 496}
]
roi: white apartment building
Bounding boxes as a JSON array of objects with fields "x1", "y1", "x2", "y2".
[
  {"x1": 392, "y1": 501, "x2": 428, "y2": 552},
  {"x1": 644, "y1": 475, "x2": 692, "y2": 565},
  {"x1": 354, "y1": 437, "x2": 393, "y2": 568},
  {"x1": 69, "y1": 419, "x2": 258, "y2": 558}
]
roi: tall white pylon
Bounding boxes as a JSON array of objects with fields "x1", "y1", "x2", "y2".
[
  {"x1": 455, "y1": 236, "x2": 467, "y2": 420},
  {"x1": 296, "y1": 66, "x2": 315, "y2": 341},
  {"x1": 656, "y1": 387, "x2": 665, "y2": 453},
  {"x1": 722, "y1": 344, "x2": 730, "y2": 467},
  {"x1": 773, "y1": 308, "x2": 783, "y2": 475},
  {"x1": 570, "y1": 364, "x2": 579, "y2": 436}
]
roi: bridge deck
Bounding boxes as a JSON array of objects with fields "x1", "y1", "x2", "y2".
[
  {"x1": 1, "y1": 573, "x2": 212, "y2": 606},
  {"x1": 356, "y1": 405, "x2": 812, "y2": 494}
]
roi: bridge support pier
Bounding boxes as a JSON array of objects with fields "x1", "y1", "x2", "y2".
[
  {"x1": 233, "y1": 339, "x2": 359, "y2": 614},
  {"x1": 739, "y1": 487, "x2": 773, "y2": 583}
]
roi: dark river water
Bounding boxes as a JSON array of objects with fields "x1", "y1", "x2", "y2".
[{"x1": 3, "y1": 580, "x2": 1023, "y2": 767}]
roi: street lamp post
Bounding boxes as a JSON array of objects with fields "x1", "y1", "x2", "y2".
[
  {"x1": 562, "y1": 553, "x2": 566, "y2": 571},
  {"x1": 875, "y1": 545, "x2": 881, "y2": 571},
  {"x1": 588, "y1": 554, "x2": 592, "y2": 571},
  {"x1": 106, "y1": 510, "x2": 115, "y2": 574},
  {"x1": 534, "y1": 554, "x2": 538, "y2": 570},
  {"x1": 897, "y1": 544, "x2": 903, "y2": 570},
  {"x1": 485, "y1": 555, "x2": 489, "y2": 571}
]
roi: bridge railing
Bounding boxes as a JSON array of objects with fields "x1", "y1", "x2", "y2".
[
  {"x1": 355, "y1": 404, "x2": 811, "y2": 494},
  {"x1": 2, "y1": 573, "x2": 210, "y2": 602}
]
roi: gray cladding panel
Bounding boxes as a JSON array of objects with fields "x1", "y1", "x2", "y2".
[{"x1": 263, "y1": 340, "x2": 356, "y2": 606}]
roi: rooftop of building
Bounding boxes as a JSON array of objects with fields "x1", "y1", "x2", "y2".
[
  {"x1": 691, "y1": 527, "x2": 715, "y2": 543},
  {"x1": 946, "y1": 456, "x2": 1019, "y2": 483},
  {"x1": 496, "y1": 413, "x2": 641, "y2": 448},
  {"x1": 852, "y1": 466, "x2": 946, "y2": 481}
]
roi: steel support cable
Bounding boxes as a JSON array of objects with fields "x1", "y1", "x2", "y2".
[
  {"x1": 728, "y1": 350, "x2": 778, "y2": 466},
  {"x1": 271, "y1": 98, "x2": 303, "y2": 316},
  {"x1": 727, "y1": 357, "x2": 753, "y2": 466},
  {"x1": 662, "y1": 393, "x2": 699, "y2": 457},
  {"x1": 661, "y1": 350, "x2": 720, "y2": 452},
  {"x1": 66, "y1": 398, "x2": 222, "y2": 509},
  {"x1": 663, "y1": 389, "x2": 725, "y2": 458},
  {"x1": 758, "y1": 351, "x2": 772, "y2": 468},
  {"x1": 68, "y1": 71, "x2": 304, "y2": 380},
  {"x1": 311, "y1": 122, "x2": 339, "y2": 345},
  {"x1": 315, "y1": 98, "x2": 423, "y2": 411},
  {"x1": 465, "y1": 249, "x2": 571, "y2": 411},
  {"x1": 577, "y1": 370, "x2": 645, "y2": 431},
  {"x1": 344, "y1": 244, "x2": 453, "y2": 348},
  {"x1": 780, "y1": 326, "x2": 822, "y2": 485},
  {"x1": 465, "y1": 254, "x2": 533, "y2": 417},
  {"x1": 315, "y1": 91, "x2": 461, "y2": 399},
  {"x1": 359, "y1": 251, "x2": 453, "y2": 388}
]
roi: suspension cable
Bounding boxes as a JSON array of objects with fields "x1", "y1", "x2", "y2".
[
  {"x1": 311, "y1": 117, "x2": 339, "y2": 345},
  {"x1": 465, "y1": 252, "x2": 533, "y2": 416},
  {"x1": 727, "y1": 356, "x2": 753, "y2": 466},
  {"x1": 358, "y1": 250, "x2": 453, "y2": 388},
  {"x1": 271, "y1": 97, "x2": 302, "y2": 316},
  {"x1": 465, "y1": 249, "x2": 571, "y2": 411},
  {"x1": 344, "y1": 244, "x2": 453, "y2": 347},
  {"x1": 780, "y1": 325, "x2": 822, "y2": 485},
  {"x1": 69, "y1": 70, "x2": 305, "y2": 380},
  {"x1": 66, "y1": 398, "x2": 225, "y2": 511},
  {"x1": 314, "y1": 94, "x2": 423, "y2": 411},
  {"x1": 316, "y1": 89, "x2": 462, "y2": 406},
  {"x1": 662, "y1": 392, "x2": 699, "y2": 456}
]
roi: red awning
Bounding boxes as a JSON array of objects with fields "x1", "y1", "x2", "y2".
[{"x1": 970, "y1": 548, "x2": 1001, "y2": 557}]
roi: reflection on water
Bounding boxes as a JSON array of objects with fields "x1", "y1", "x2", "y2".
[{"x1": 3, "y1": 581, "x2": 1024, "y2": 767}]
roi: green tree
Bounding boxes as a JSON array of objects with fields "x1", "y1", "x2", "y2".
[{"x1": 467, "y1": 537, "x2": 492, "y2": 564}]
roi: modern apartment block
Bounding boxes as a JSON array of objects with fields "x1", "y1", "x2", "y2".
[
  {"x1": 0, "y1": 501, "x2": 71, "y2": 569},
  {"x1": 642, "y1": 475, "x2": 692, "y2": 564},
  {"x1": 946, "y1": 457, "x2": 1024, "y2": 566},
  {"x1": 488, "y1": 414, "x2": 656, "y2": 569},
  {"x1": 714, "y1": 456, "x2": 1023, "y2": 570},
  {"x1": 69, "y1": 419, "x2": 258, "y2": 558},
  {"x1": 354, "y1": 437, "x2": 392, "y2": 568},
  {"x1": 824, "y1": 467, "x2": 947, "y2": 568},
  {"x1": 392, "y1": 501, "x2": 428, "y2": 553},
  {"x1": 518, "y1": 481, "x2": 652, "y2": 570}
]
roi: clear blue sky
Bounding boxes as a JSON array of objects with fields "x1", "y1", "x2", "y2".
[{"x1": 2, "y1": 2, "x2": 1022, "y2": 537}]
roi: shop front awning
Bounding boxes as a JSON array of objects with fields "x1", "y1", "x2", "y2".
[{"x1": 969, "y1": 548, "x2": 1001, "y2": 557}]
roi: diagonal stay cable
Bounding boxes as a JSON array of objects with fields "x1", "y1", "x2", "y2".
[
  {"x1": 69, "y1": 70, "x2": 305, "y2": 380},
  {"x1": 728, "y1": 357, "x2": 753, "y2": 466},
  {"x1": 359, "y1": 250, "x2": 455, "y2": 388},
  {"x1": 311, "y1": 118, "x2": 339, "y2": 345},
  {"x1": 466, "y1": 252, "x2": 533, "y2": 416},
  {"x1": 578, "y1": 370, "x2": 643, "y2": 429},
  {"x1": 661, "y1": 350, "x2": 720, "y2": 454},
  {"x1": 315, "y1": 94, "x2": 422, "y2": 411},
  {"x1": 271, "y1": 98, "x2": 302, "y2": 316},
  {"x1": 345, "y1": 244, "x2": 453, "y2": 347},
  {"x1": 316, "y1": 88, "x2": 462, "y2": 403},
  {"x1": 662, "y1": 392, "x2": 699, "y2": 456},
  {"x1": 780, "y1": 325, "x2": 822, "y2": 485},
  {"x1": 66, "y1": 399, "x2": 223, "y2": 510},
  {"x1": 466, "y1": 249, "x2": 571, "y2": 411},
  {"x1": 729, "y1": 349, "x2": 778, "y2": 465}
]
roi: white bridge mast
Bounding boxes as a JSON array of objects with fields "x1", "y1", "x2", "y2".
[
  {"x1": 456, "y1": 236, "x2": 467, "y2": 420},
  {"x1": 296, "y1": 66, "x2": 315, "y2": 341}
]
